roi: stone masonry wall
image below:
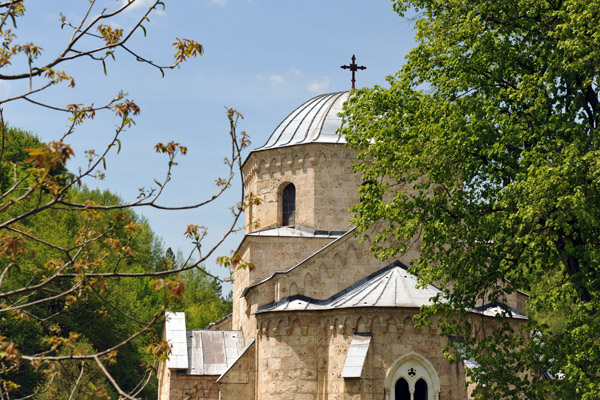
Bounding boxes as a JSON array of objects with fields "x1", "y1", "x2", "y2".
[
  {"x1": 218, "y1": 341, "x2": 256, "y2": 400},
  {"x1": 232, "y1": 236, "x2": 334, "y2": 338},
  {"x1": 255, "y1": 309, "x2": 471, "y2": 400},
  {"x1": 245, "y1": 233, "x2": 422, "y2": 312},
  {"x1": 159, "y1": 369, "x2": 220, "y2": 400},
  {"x1": 242, "y1": 143, "x2": 361, "y2": 233}
]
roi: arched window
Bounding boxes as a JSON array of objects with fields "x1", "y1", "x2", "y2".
[
  {"x1": 384, "y1": 352, "x2": 440, "y2": 400},
  {"x1": 282, "y1": 183, "x2": 295, "y2": 226},
  {"x1": 415, "y1": 379, "x2": 428, "y2": 400},
  {"x1": 395, "y1": 378, "x2": 410, "y2": 400}
]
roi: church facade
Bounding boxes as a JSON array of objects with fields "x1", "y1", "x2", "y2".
[{"x1": 158, "y1": 92, "x2": 528, "y2": 400}]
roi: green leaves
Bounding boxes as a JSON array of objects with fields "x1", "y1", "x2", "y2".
[{"x1": 342, "y1": 0, "x2": 600, "y2": 398}]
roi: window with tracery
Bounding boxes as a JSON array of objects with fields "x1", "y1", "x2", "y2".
[
  {"x1": 394, "y1": 377, "x2": 429, "y2": 400},
  {"x1": 385, "y1": 352, "x2": 440, "y2": 400},
  {"x1": 415, "y1": 379, "x2": 428, "y2": 400},
  {"x1": 282, "y1": 183, "x2": 295, "y2": 226},
  {"x1": 395, "y1": 378, "x2": 410, "y2": 400}
]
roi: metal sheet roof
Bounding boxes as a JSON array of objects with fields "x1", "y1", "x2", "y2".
[
  {"x1": 257, "y1": 262, "x2": 527, "y2": 319},
  {"x1": 257, "y1": 261, "x2": 439, "y2": 313},
  {"x1": 255, "y1": 91, "x2": 349, "y2": 151},
  {"x1": 341, "y1": 333, "x2": 372, "y2": 378},
  {"x1": 185, "y1": 330, "x2": 245, "y2": 376},
  {"x1": 247, "y1": 225, "x2": 347, "y2": 238},
  {"x1": 164, "y1": 312, "x2": 245, "y2": 375},
  {"x1": 165, "y1": 312, "x2": 189, "y2": 369}
]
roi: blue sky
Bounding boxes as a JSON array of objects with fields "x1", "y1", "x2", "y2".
[{"x1": 2, "y1": 0, "x2": 417, "y2": 289}]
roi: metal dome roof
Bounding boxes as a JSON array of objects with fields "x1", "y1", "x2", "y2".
[{"x1": 256, "y1": 91, "x2": 349, "y2": 151}]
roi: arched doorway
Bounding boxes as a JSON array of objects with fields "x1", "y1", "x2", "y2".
[{"x1": 384, "y1": 352, "x2": 440, "y2": 400}]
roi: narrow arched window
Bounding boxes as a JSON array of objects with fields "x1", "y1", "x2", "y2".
[
  {"x1": 282, "y1": 183, "x2": 295, "y2": 226},
  {"x1": 415, "y1": 379, "x2": 428, "y2": 400},
  {"x1": 395, "y1": 378, "x2": 410, "y2": 400}
]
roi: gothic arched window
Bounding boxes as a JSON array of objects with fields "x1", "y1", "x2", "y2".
[
  {"x1": 282, "y1": 183, "x2": 296, "y2": 226},
  {"x1": 384, "y1": 352, "x2": 440, "y2": 400},
  {"x1": 395, "y1": 378, "x2": 410, "y2": 400},
  {"x1": 415, "y1": 379, "x2": 428, "y2": 400}
]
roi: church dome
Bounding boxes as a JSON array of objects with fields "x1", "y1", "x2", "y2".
[{"x1": 256, "y1": 91, "x2": 349, "y2": 151}]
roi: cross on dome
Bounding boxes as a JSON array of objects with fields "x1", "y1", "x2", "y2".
[{"x1": 340, "y1": 54, "x2": 366, "y2": 89}]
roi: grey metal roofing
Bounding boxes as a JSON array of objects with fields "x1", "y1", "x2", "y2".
[
  {"x1": 164, "y1": 312, "x2": 245, "y2": 375},
  {"x1": 257, "y1": 261, "x2": 437, "y2": 313},
  {"x1": 247, "y1": 225, "x2": 347, "y2": 238},
  {"x1": 165, "y1": 312, "x2": 188, "y2": 369},
  {"x1": 257, "y1": 261, "x2": 527, "y2": 319},
  {"x1": 255, "y1": 91, "x2": 349, "y2": 151},
  {"x1": 185, "y1": 330, "x2": 244, "y2": 375},
  {"x1": 342, "y1": 333, "x2": 372, "y2": 378}
]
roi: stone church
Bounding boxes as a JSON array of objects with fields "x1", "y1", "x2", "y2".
[{"x1": 158, "y1": 91, "x2": 528, "y2": 399}]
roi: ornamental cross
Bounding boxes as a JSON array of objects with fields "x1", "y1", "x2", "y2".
[{"x1": 340, "y1": 54, "x2": 366, "y2": 89}]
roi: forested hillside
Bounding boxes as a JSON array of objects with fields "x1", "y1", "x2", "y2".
[{"x1": 1, "y1": 127, "x2": 231, "y2": 398}]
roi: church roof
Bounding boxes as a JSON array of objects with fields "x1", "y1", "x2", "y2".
[
  {"x1": 247, "y1": 225, "x2": 347, "y2": 238},
  {"x1": 257, "y1": 261, "x2": 439, "y2": 313},
  {"x1": 256, "y1": 262, "x2": 527, "y2": 319},
  {"x1": 255, "y1": 91, "x2": 349, "y2": 151},
  {"x1": 164, "y1": 312, "x2": 245, "y2": 375}
]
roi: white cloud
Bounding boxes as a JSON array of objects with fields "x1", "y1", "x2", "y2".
[
  {"x1": 307, "y1": 76, "x2": 330, "y2": 93},
  {"x1": 257, "y1": 70, "x2": 300, "y2": 85},
  {"x1": 287, "y1": 68, "x2": 301, "y2": 77},
  {"x1": 269, "y1": 74, "x2": 285, "y2": 85},
  {"x1": 211, "y1": 0, "x2": 227, "y2": 6},
  {"x1": 121, "y1": 0, "x2": 155, "y2": 10}
]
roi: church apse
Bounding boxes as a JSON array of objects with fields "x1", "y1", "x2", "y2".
[{"x1": 159, "y1": 90, "x2": 527, "y2": 400}]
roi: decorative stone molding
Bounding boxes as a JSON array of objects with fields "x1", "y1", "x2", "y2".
[{"x1": 384, "y1": 352, "x2": 441, "y2": 400}]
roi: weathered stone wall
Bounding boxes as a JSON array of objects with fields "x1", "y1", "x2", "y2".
[
  {"x1": 158, "y1": 360, "x2": 170, "y2": 400},
  {"x1": 208, "y1": 314, "x2": 232, "y2": 331},
  {"x1": 237, "y1": 236, "x2": 335, "y2": 286},
  {"x1": 158, "y1": 370, "x2": 220, "y2": 400},
  {"x1": 244, "y1": 234, "x2": 422, "y2": 312},
  {"x1": 254, "y1": 309, "x2": 471, "y2": 400},
  {"x1": 242, "y1": 143, "x2": 361, "y2": 233},
  {"x1": 232, "y1": 236, "x2": 334, "y2": 339},
  {"x1": 232, "y1": 245, "x2": 252, "y2": 337},
  {"x1": 218, "y1": 341, "x2": 256, "y2": 400},
  {"x1": 256, "y1": 316, "x2": 320, "y2": 400}
]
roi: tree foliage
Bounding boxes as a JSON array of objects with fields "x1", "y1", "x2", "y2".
[
  {"x1": 0, "y1": 1, "x2": 247, "y2": 398},
  {"x1": 341, "y1": 1, "x2": 600, "y2": 398}
]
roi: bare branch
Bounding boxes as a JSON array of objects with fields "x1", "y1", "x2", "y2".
[{"x1": 67, "y1": 361, "x2": 86, "y2": 400}]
